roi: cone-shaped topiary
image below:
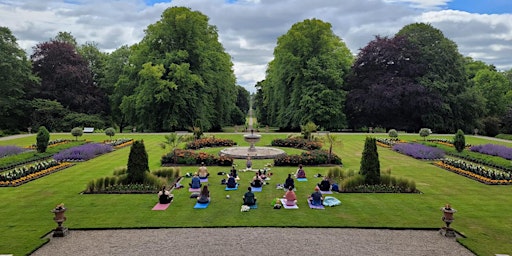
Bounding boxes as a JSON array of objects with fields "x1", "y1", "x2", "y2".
[
  {"x1": 36, "y1": 126, "x2": 50, "y2": 153},
  {"x1": 453, "y1": 129, "x2": 466, "y2": 153},
  {"x1": 126, "y1": 140, "x2": 149, "y2": 184},
  {"x1": 359, "y1": 137, "x2": 380, "y2": 185}
]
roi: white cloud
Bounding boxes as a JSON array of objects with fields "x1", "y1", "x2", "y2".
[{"x1": 1, "y1": 0, "x2": 511, "y2": 92}]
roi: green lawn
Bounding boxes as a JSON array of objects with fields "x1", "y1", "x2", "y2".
[{"x1": 1, "y1": 133, "x2": 511, "y2": 255}]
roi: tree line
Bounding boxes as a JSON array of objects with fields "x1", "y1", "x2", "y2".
[{"x1": 1, "y1": 7, "x2": 511, "y2": 135}]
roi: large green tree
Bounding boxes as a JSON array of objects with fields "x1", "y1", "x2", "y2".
[
  {"x1": 0, "y1": 27, "x2": 39, "y2": 131},
  {"x1": 262, "y1": 19, "x2": 353, "y2": 130},
  {"x1": 118, "y1": 7, "x2": 236, "y2": 132}
]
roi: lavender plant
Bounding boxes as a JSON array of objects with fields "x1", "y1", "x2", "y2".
[
  {"x1": 53, "y1": 143, "x2": 113, "y2": 162},
  {"x1": 0, "y1": 146, "x2": 29, "y2": 158},
  {"x1": 392, "y1": 143, "x2": 445, "y2": 160},
  {"x1": 470, "y1": 144, "x2": 512, "y2": 160}
]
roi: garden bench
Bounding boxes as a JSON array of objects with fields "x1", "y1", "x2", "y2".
[{"x1": 83, "y1": 127, "x2": 94, "y2": 133}]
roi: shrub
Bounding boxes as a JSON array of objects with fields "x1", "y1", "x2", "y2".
[
  {"x1": 392, "y1": 143, "x2": 445, "y2": 159},
  {"x1": 359, "y1": 137, "x2": 380, "y2": 185},
  {"x1": 185, "y1": 137, "x2": 236, "y2": 150},
  {"x1": 152, "y1": 167, "x2": 180, "y2": 179},
  {"x1": 453, "y1": 129, "x2": 466, "y2": 153},
  {"x1": 388, "y1": 129, "x2": 398, "y2": 138},
  {"x1": 36, "y1": 126, "x2": 50, "y2": 153},
  {"x1": 419, "y1": 128, "x2": 431, "y2": 141},
  {"x1": 71, "y1": 127, "x2": 83, "y2": 140},
  {"x1": 327, "y1": 166, "x2": 343, "y2": 179},
  {"x1": 105, "y1": 127, "x2": 116, "y2": 139},
  {"x1": 161, "y1": 149, "x2": 234, "y2": 166},
  {"x1": 126, "y1": 140, "x2": 149, "y2": 184},
  {"x1": 271, "y1": 138, "x2": 322, "y2": 150},
  {"x1": 273, "y1": 150, "x2": 342, "y2": 166},
  {"x1": 113, "y1": 167, "x2": 127, "y2": 176}
]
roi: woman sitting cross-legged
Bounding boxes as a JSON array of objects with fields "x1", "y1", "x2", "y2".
[
  {"x1": 197, "y1": 185, "x2": 210, "y2": 204},
  {"x1": 308, "y1": 187, "x2": 323, "y2": 206},
  {"x1": 189, "y1": 173, "x2": 202, "y2": 189},
  {"x1": 226, "y1": 173, "x2": 238, "y2": 188},
  {"x1": 284, "y1": 174, "x2": 294, "y2": 190},
  {"x1": 317, "y1": 176, "x2": 331, "y2": 192},
  {"x1": 243, "y1": 187, "x2": 257, "y2": 206},
  {"x1": 250, "y1": 173, "x2": 263, "y2": 188},
  {"x1": 295, "y1": 164, "x2": 306, "y2": 178},
  {"x1": 157, "y1": 186, "x2": 173, "y2": 204},
  {"x1": 283, "y1": 186, "x2": 297, "y2": 206}
]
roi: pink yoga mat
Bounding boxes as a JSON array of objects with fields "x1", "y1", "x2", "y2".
[
  {"x1": 189, "y1": 188, "x2": 201, "y2": 192},
  {"x1": 152, "y1": 203, "x2": 171, "y2": 210}
]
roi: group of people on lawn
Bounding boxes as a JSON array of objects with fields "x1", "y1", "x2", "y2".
[{"x1": 159, "y1": 162, "x2": 333, "y2": 207}]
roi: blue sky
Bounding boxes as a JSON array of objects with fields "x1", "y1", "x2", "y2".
[{"x1": 446, "y1": 0, "x2": 512, "y2": 14}]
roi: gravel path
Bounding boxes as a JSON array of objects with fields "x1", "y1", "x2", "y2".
[{"x1": 32, "y1": 228, "x2": 474, "y2": 256}]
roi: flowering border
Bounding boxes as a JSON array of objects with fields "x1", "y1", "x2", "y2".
[
  {"x1": 433, "y1": 161, "x2": 512, "y2": 185},
  {"x1": 0, "y1": 162, "x2": 73, "y2": 187}
]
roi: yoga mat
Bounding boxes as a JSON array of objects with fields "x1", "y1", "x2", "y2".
[
  {"x1": 189, "y1": 188, "x2": 201, "y2": 192},
  {"x1": 152, "y1": 203, "x2": 170, "y2": 211},
  {"x1": 249, "y1": 204, "x2": 258, "y2": 209},
  {"x1": 199, "y1": 178, "x2": 208, "y2": 183},
  {"x1": 308, "y1": 201, "x2": 325, "y2": 209},
  {"x1": 194, "y1": 201, "x2": 210, "y2": 209},
  {"x1": 225, "y1": 184, "x2": 239, "y2": 191},
  {"x1": 320, "y1": 190, "x2": 333, "y2": 194},
  {"x1": 297, "y1": 178, "x2": 308, "y2": 182},
  {"x1": 251, "y1": 186, "x2": 262, "y2": 192},
  {"x1": 280, "y1": 199, "x2": 299, "y2": 209}
]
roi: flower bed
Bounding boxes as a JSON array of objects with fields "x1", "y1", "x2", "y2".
[
  {"x1": 273, "y1": 150, "x2": 342, "y2": 166},
  {"x1": 0, "y1": 146, "x2": 29, "y2": 158},
  {"x1": 161, "y1": 149, "x2": 233, "y2": 166},
  {"x1": 27, "y1": 139, "x2": 72, "y2": 149},
  {"x1": 434, "y1": 158, "x2": 512, "y2": 185},
  {"x1": 0, "y1": 160, "x2": 73, "y2": 187},
  {"x1": 340, "y1": 184, "x2": 419, "y2": 193},
  {"x1": 392, "y1": 143, "x2": 445, "y2": 160},
  {"x1": 53, "y1": 143, "x2": 113, "y2": 162},
  {"x1": 185, "y1": 138, "x2": 236, "y2": 150},
  {"x1": 271, "y1": 138, "x2": 322, "y2": 150},
  {"x1": 470, "y1": 144, "x2": 512, "y2": 160},
  {"x1": 104, "y1": 138, "x2": 134, "y2": 149},
  {"x1": 427, "y1": 138, "x2": 471, "y2": 148},
  {"x1": 376, "y1": 138, "x2": 403, "y2": 148}
]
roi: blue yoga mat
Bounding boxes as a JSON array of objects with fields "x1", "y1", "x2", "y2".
[
  {"x1": 297, "y1": 178, "x2": 308, "y2": 182},
  {"x1": 225, "y1": 184, "x2": 239, "y2": 191},
  {"x1": 194, "y1": 201, "x2": 210, "y2": 209},
  {"x1": 251, "y1": 186, "x2": 262, "y2": 192},
  {"x1": 249, "y1": 204, "x2": 258, "y2": 209}
]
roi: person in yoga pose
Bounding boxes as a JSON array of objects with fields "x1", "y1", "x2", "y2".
[
  {"x1": 243, "y1": 187, "x2": 257, "y2": 206},
  {"x1": 318, "y1": 176, "x2": 331, "y2": 191},
  {"x1": 189, "y1": 173, "x2": 201, "y2": 189},
  {"x1": 295, "y1": 164, "x2": 306, "y2": 178},
  {"x1": 308, "y1": 187, "x2": 323, "y2": 206},
  {"x1": 197, "y1": 185, "x2": 210, "y2": 204},
  {"x1": 157, "y1": 186, "x2": 173, "y2": 204},
  {"x1": 283, "y1": 186, "x2": 297, "y2": 206},
  {"x1": 246, "y1": 156, "x2": 252, "y2": 170},
  {"x1": 228, "y1": 166, "x2": 239, "y2": 180},
  {"x1": 197, "y1": 162, "x2": 209, "y2": 178},
  {"x1": 284, "y1": 173, "x2": 294, "y2": 190},
  {"x1": 226, "y1": 173, "x2": 238, "y2": 188},
  {"x1": 250, "y1": 172, "x2": 263, "y2": 187}
]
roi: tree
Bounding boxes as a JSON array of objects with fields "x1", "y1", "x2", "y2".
[
  {"x1": 71, "y1": 127, "x2": 83, "y2": 141},
  {"x1": 0, "y1": 27, "x2": 39, "y2": 131},
  {"x1": 160, "y1": 133, "x2": 186, "y2": 165},
  {"x1": 419, "y1": 128, "x2": 431, "y2": 141},
  {"x1": 36, "y1": 126, "x2": 50, "y2": 153},
  {"x1": 126, "y1": 140, "x2": 149, "y2": 184},
  {"x1": 472, "y1": 69, "x2": 510, "y2": 117},
  {"x1": 359, "y1": 137, "x2": 380, "y2": 185},
  {"x1": 105, "y1": 127, "x2": 116, "y2": 140},
  {"x1": 263, "y1": 18, "x2": 353, "y2": 130},
  {"x1": 388, "y1": 129, "x2": 398, "y2": 138},
  {"x1": 301, "y1": 121, "x2": 318, "y2": 141},
  {"x1": 105, "y1": 45, "x2": 132, "y2": 132},
  {"x1": 321, "y1": 133, "x2": 343, "y2": 164},
  {"x1": 30, "y1": 99, "x2": 67, "y2": 132},
  {"x1": 235, "y1": 85, "x2": 250, "y2": 114},
  {"x1": 453, "y1": 129, "x2": 466, "y2": 153}
]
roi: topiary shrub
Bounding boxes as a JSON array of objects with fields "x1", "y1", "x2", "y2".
[
  {"x1": 359, "y1": 137, "x2": 380, "y2": 185},
  {"x1": 388, "y1": 129, "x2": 398, "y2": 138},
  {"x1": 105, "y1": 127, "x2": 116, "y2": 140},
  {"x1": 419, "y1": 128, "x2": 431, "y2": 141},
  {"x1": 126, "y1": 140, "x2": 149, "y2": 184},
  {"x1": 71, "y1": 127, "x2": 83, "y2": 141},
  {"x1": 453, "y1": 129, "x2": 466, "y2": 153},
  {"x1": 36, "y1": 126, "x2": 50, "y2": 153}
]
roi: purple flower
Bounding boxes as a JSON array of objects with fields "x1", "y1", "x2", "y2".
[
  {"x1": 53, "y1": 143, "x2": 113, "y2": 161},
  {"x1": 392, "y1": 143, "x2": 445, "y2": 160},
  {"x1": 470, "y1": 144, "x2": 512, "y2": 160},
  {"x1": 0, "y1": 145, "x2": 29, "y2": 158}
]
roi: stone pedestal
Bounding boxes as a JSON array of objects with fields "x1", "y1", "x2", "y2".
[
  {"x1": 51, "y1": 205, "x2": 68, "y2": 237},
  {"x1": 439, "y1": 227, "x2": 456, "y2": 237}
]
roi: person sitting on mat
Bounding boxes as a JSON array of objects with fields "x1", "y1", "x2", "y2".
[
  {"x1": 283, "y1": 186, "x2": 297, "y2": 206},
  {"x1": 189, "y1": 173, "x2": 201, "y2": 189},
  {"x1": 308, "y1": 187, "x2": 323, "y2": 206},
  {"x1": 157, "y1": 186, "x2": 173, "y2": 204},
  {"x1": 295, "y1": 164, "x2": 306, "y2": 178},
  {"x1": 246, "y1": 156, "x2": 252, "y2": 170},
  {"x1": 243, "y1": 187, "x2": 257, "y2": 206},
  {"x1": 198, "y1": 162, "x2": 209, "y2": 178},
  {"x1": 250, "y1": 172, "x2": 263, "y2": 187},
  {"x1": 284, "y1": 174, "x2": 294, "y2": 190},
  {"x1": 226, "y1": 173, "x2": 238, "y2": 188},
  {"x1": 318, "y1": 176, "x2": 331, "y2": 191},
  {"x1": 197, "y1": 185, "x2": 210, "y2": 204},
  {"x1": 228, "y1": 166, "x2": 239, "y2": 180}
]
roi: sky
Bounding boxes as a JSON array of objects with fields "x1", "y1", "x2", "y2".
[{"x1": 1, "y1": 0, "x2": 511, "y2": 93}]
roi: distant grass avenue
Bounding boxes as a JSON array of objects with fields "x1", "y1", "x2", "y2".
[{"x1": 0, "y1": 133, "x2": 511, "y2": 255}]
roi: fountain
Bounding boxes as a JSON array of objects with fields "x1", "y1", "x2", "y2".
[{"x1": 245, "y1": 129, "x2": 260, "y2": 152}]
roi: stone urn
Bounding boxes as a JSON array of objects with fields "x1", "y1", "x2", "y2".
[
  {"x1": 244, "y1": 129, "x2": 261, "y2": 152},
  {"x1": 51, "y1": 204, "x2": 68, "y2": 237},
  {"x1": 440, "y1": 204, "x2": 457, "y2": 237}
]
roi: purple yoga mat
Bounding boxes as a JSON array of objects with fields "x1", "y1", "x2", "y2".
[
  {"x1": 308, "y1": 200, "x2": 325, "y2": 209},
  {"x1": 152, "y1": 203, "x2": 171, "y2": 210}
]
